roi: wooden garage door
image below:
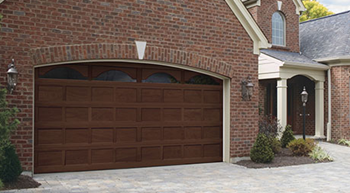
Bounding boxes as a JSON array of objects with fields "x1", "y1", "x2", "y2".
[{"x1": 34, "y1": 63, "x2": 223, "y2": 173}]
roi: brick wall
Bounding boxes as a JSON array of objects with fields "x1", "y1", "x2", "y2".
[
  {"x1": 330, "y1": 66, "x2": 350, "y2": 140},
  {"x1": 0, "y1": 0, "x2": 259, "y2": 171},
  {"x1": 248, "y1": 0, "x2": 300, "y2": 52}
]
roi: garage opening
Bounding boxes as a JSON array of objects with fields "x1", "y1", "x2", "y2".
[{"x1": 34, "y1": 62, "x2": 223, "y2": 173}]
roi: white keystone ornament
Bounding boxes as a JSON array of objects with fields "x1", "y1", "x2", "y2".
[{"x1": 135, "y1": 41, "x2": 147, "y2": 60}]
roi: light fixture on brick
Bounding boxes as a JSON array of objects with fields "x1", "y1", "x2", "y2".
[
  {"x1": 241, "y1": 76, "x2": 254, "y2": 101},
  {"x1": 7, "y1": 59, "x2": 18, "y2": 94}
]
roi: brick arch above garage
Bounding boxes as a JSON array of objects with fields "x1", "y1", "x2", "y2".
[{"x1": 31, "y1": 44, "x2": 234, "y2": 78}]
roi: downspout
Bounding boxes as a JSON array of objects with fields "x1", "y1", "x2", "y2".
[{"x1": 327, "y1": 68, "x2": 332, "y2": 141}]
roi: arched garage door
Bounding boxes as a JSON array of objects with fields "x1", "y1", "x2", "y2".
[{"x1": 34, "y1": 62, "x2": 223, "y2": 173}]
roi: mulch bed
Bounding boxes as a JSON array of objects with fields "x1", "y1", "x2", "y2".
[
  {"x1": 1, "y1": 175, "x2": 41, "y2": 191},
  {"x1": 236, "y1": 148, "x2": 330, "y2": 169}
]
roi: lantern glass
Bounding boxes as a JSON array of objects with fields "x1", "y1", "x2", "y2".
[
  {"x1": 301, "y1": 87, "x2": 308, "y2": 104},
  {"x1": 7, "y1": 61, "x2": 19, "y2": 93},
  {"x1": 247, "y1": 82, "x2": 254, "y2": 99}
]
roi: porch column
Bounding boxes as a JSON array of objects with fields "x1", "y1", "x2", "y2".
[
  {"x1": 315, "y1": 81, "x2": 325, "y2": 138},
  {"x1": 277, "y1": 78, "x2": 288, "y2": 131}
]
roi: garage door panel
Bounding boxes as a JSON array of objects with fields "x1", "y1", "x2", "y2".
[
  {"x1": 35, "y1": 63, "x2": 223, "y2": 173},
  {"x1": 142, "y1": 88, "x2": 163, "y2": 102},
  {"x1": 66, "y1": 108, "x2": 89, "y2": 122},
  {"x1": 37, "y1": 151, "x2": 63, "y2": 166},
  {"x1": 116, "y1": 148, "x2": 137, "y2": 162},
  {"x1": 115, "y1": 88, "x2": 137, "y2": 103},
  {"x1": 92, "y1": 108, "x2": 114, "y2": 122},
  {"x1": 66, "y1": 150, "x2": 89, "y2": 165},
  {"x1": 163, "y1": 108, "x2": 182, "y2": 121},
  {"x1": 203, "y1": 108, "x2": 221, "y2": 122},
  {"x1": 92, "y1": 149, "x2": 114, "y2": 164},
  {"x1": 37, "y1": 128, "x2": 63, "y2": 145},
  {"x1": 204, "y1": 144, "x2": 222, "y2": 157},
  {"x1": 116, "y1": 108, "x2": 137, "y2": 122},
  {"x1": 91, "y1": 128, "x2": 114, "y2": 143},
  {"x1": 185, "y1": 127, "x2": 202, "y2": 139},
  {"x1": 164, "y1": 89, "x2": 183, "y2": 103},
  {"x1": 141, "y1": 127, "x2": 162, "y2": 141},
  {"x1": 66, "y1": 87, "x2": 90, "y2": 101},
  {"x1": 92, "y1": 87, "x2": 114, "y2": 102},
  {"x1": 141, "y1": 147, "x2": 161, "y2": 161},
  {"x1": 65, "y1": 128, "x2": 89, "y2": 144},
  {"x1": 116, "y1": 128, "x2": 137, "y2": 142},
  {"x1": 38, "y1": 107, "x2": 63, "y2": 122},
  {"x1": 184, "y1": 108, "x2": 202, "y2": 121},
  {"x1": 163, "y1": 145, "x2": 182, "y2": 160},
  {"x1": 141, "y1": 108, "x2": 161, "y2": 121},
  {"x1": 38, "y1": 86, "x2": 63, "y2": 102},
  {"x1": 184, "y1": 90, "x2": 202, "y2": 103},
  {"x1": 203, "y1": 90, "x2": 222, "y2": 104},
  {"x1": 184, "y1": 145, "x2": 202, "y2": 158},
  {"x1": 164, "y1": 127, "x2": 184, "y2": 140}
]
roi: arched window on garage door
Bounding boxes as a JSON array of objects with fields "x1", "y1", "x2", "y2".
[
  {"x1": 39, "y1": 67, "x2": 87, "y2": 80},
  {"x1": 142, "y1": 73, "x2": 180, "y2": 83},
  {"x1": 186, "y1": 74, "x2": 220, "y2": 85},
  {"x1": 94, "y1": 70, "x2": 136, "y2": 82}
]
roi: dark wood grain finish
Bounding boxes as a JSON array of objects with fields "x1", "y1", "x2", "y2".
[{"x1": 34, "y1": 63, "x2": 223, "y2": 173}]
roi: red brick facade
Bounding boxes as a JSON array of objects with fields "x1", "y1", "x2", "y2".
[
  {"x1": 249, "y1": 0, "x2": 300, "y2": 52},
  {"x1": 330, "y1": 66, "x2": 350, "y2": 140},
  {"x1": 0, "y1": 0, "x2": 259, "y2": 171}
]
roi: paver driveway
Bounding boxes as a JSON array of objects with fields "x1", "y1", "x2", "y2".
[{"x1": 3, "y1": 142, "x2": 350, "y2": 193}]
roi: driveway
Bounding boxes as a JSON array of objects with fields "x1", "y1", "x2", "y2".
[{"x1": 4, "y1": 142, "x2": 350, "y2": 193}]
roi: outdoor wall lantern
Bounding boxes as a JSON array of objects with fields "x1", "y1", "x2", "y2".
[
  {"x1": 7, "y1": 59, "x2": 18, "y2": 94},
  {"x1": 301, "y1": 86, "x2": 308, "y2": 140},
  {"x1": 242, "y1": 76, "x2": 254, "y2": 101}
]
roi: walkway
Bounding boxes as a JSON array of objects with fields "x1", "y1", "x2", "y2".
[{"x1": 3, "y1": 142, "x2": 350, "y2": 193}]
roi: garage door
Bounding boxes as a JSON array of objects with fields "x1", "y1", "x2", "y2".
[{"x1": 34, "y1": 63, "x2": 223, "y2": 173}]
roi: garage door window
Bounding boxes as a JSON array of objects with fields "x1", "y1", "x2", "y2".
[
  {"x1": 39, "y1": 67, "x2": 87, "y2": 80},
  {"x1": 94, "y1": 70, "x2": 136, "y2": 82},
  {"x1": 143, "y1": 73, "x2": 179, "y2": 83},
  {"x1": 186, "y1": 75, "x2": 219, "y2": 85}
]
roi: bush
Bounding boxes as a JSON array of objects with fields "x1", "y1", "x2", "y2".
[
  {"x1": 259, "y1": 115, "x2": 282, "y2": 139},
  {"x1": 269, "y1": 137, "x2": 281, "y2": 154},
  {"x1": 0, "y1": 141, "x2": 22, "y2": 182},
  {"x1": 309, "y1": 146, "x2": 333, "y2": 162},
  {"x1": 338, "y1": 139, "x2": 350, "y2": 146},
  {"x1": 287, "y1": 138, "x2": 315, "y2": 156},
  {"x1": 0, "y1": 179, "x2": 3, "y2": 190},
  {"x1": 281, "y1": 125, "x2": 295, "y2": 148},
  {"x1": 250, "y1": 134, "x2": 274, "y2": 163}
]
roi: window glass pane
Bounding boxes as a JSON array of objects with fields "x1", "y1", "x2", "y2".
[
  {"x1": 39, "y1": 67, "x2": 87, "y2": 80},
  {"x1": 186, "y1": 75, "x2": 219, "y2": 85},
  {"x1": 272, "y1": 12, "x2": 285, "y2": 46},
  {"x1": 94, "y1": 70, "x2": 136, "y2": 82},
  {"x1": 142, "y1": 73, "x2": 179, "y2": 83}
]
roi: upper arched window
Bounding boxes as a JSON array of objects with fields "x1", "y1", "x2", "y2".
[
  {"x1": 142, "y1": 73, "x2": 179, "y2": 84},
  {"x1": 272, "y1": 12, "x2": 285, "y2": 46},
  {"x1": 94, "y1": 70, "x2": 136, "y2": 82},
  {"x1": 39, "y1": 67, "x2": 87, "y2": 80}
]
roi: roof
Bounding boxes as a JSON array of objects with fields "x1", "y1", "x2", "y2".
[
  {"x1": 261, "y1": 49, "x2": 324, "y2": 65},
  {"x1": 300, "y1": 10, "x2": 350, "y2": 60}
]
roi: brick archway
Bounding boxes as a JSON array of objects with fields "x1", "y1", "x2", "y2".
[{"x1": 31, "y1": 44, "x2": 233, "y2": 78}]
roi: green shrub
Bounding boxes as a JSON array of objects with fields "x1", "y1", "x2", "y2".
[
  {"x1": 250, "y1": 134, "x2": 274, "y2": 163},
  {"x1": 0, "y1": 141, "x2": 22, "y2": 182},
  {"x1": 281, "y1": 125, "x2": 295, "y2": 148},
  {"x1": 338, "y1": 139, "x2": 350, "y2": 146},
  {"x1": 287, "y1": 138, "x2": 315, "y2": 156},
  {"x1": 0, "y1": 179, "x2": 3, "y2": 190},
  {"x1": 269, "y1": 137, "x2": 281, "y2": 154},
  {"x1": 309, "y1": 146, "x2": 333, "y2": 162}
]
